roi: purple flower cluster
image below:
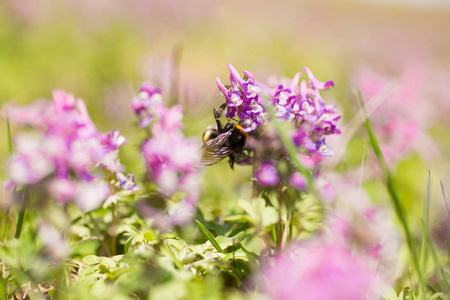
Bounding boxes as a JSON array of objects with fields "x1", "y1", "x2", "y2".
[
  {"x1": 131, "y1": 84, "x2": 163, "y2": 128},
  {"x1": 136, "y1": 84, "x2": 202, "y2": 226},
  {"x1": 5, "y1": 90, "x2": 134, "y2": 210},
  {"x1": 216, "y1": 64, "x2": 341, "y2": 157},
  {"x1": 216, "y1": 64, "x2": 266, "y2": 132},
  {"x1": 216, "y1": 64, "x2": 341, "y2": 188}
]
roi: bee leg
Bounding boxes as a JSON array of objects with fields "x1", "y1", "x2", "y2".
[
  {"x1": 228, "y1": 154, "x2": 235, "y2": 169},
  {"x1": 214, "y1": 102, "x2": 228, "y2": 132},
  {"x1": 214, "y1": 102, "x2": 227, "y2": 119}
]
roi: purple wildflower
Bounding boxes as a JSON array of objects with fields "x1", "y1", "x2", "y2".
[
  {"x1": 216, "y1": 64, "x2": 341, "y2": 157},
  {"x1": 216, "y1": 64, "x2": 266, "y2": 132},
  {"x1": 116, "y1": 172, "x2": 139, "y2": 191},
  {"x1": 303, "y1": 67, "x2": 335, "y2": 90},
  {"x1": 130, "y1": 83, "x2": 163, "y2": 128}
]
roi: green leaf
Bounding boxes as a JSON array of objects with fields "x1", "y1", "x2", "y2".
[
  {"x1": 223, "y1": 249, "x2": 250, "y2": 262},
  {"x1": 144, "y1": 231, "x2": 156, "y2": 242},
  {"x1": 223, "y1": 215, "x2": 253, "y2": 223},
  {"x1": 128, "y1": 224, "x2": 141, "y2": 234},
  {"x1": 262, "y1": 206, "x2": 278, "y2": 227},
  {"x1": 83, "y1": 255, "x2": 101, "y2": 265},
  {"x1": 195, "y1": 220, "x2": 224, "y2": 253},
  {"x1": 379, "y1": 285, "x2": 400, "y2": 300},
  {"x1": 237, "y1": 199, "x2": 258, "y2": 222},
  {"x1": 241, "y1": 236, "x2": 263, "y2": 256},
  {"x1": 124, "y1": 236, "x2": 133, "y2": 253},
  {"x1": 99, "y1": 264, "x2": 111, "y2": 274},
  {"x1": 71, "y1": 239, "x2": 101, "y2": 257}
]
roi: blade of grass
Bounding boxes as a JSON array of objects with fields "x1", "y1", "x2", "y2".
[
  {"x1": 14, "y1": 188, "x2": 29, "y2": 239},
  {"x1": 6, "y1": 117, "x2": 13, "y2": 155},
  {"x1": 426, "y1": 228, "x2": 450, "y2": 293},
  {"x1": 439, "y1": 180, "x2": 450, "y2": 221},
  {"x1": 355, "y1": 89, "x2": 424, "y2": 296},
  {"x1": 439, "y1": 180, "x2": 450, "y2": 270},
  {"x1": 2, "y1": 117, "x2": 13, "y2": 243},
  {"x1": 358, "y1": 146, "x2": 366, "y2": 195},
  {"x1": 195, "y1": 220, "x2": 224, "y2": 253},
  {"x1": 419, "y1": 171, "x2": 431, "y2": 275},
  {"x1": 6, "y1": 115, "x2": 29, "y2": 240}
]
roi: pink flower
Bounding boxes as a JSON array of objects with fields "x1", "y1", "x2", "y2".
[
  {"x1": 260, "y1": 220, "x2": 375, "y2": 300},
  {"x1": 130, "y1": 84, "x2": 163, "y2": 128},
  {"x1": 353, "y1": 66, "x2": 439, "y2": 166},
  {"x1": 303, "y1": 67, "x2": 335, "y2": 90},
  {"x1": 255, "y1": 162, "x2": 279, "y2": 186},
  {"x1": 136, "y1": 85, "x2": 203, "y2": 228},
  {"x1": 290, "y1": 172, "x2": 307, "y2": 190},
  {"x1": 38, "y1": 223, "x2": 70, "y2": 262},
  {"x1": 5, "y1": 90, "x2": 128, "y2": 210},
  {"x1": 142, "y1": 129, "x2": 201, "y2": 198}
]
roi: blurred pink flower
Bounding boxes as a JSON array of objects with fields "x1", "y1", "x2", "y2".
[
  {"x1": 4, "y1": 90, "x2": 128, "y2": 210},
  {"x1": 290, "y1": 172, "x2": 307, "y2": 190},
  {"x1": 131, "y1": 83, "x2": 163, "y2": 128},
  {"x1": 136, "y1": 85, "x2": 202, "y2": 228},
  {"x1": 255, "y1": 162, "x2": 279, "y2": 186},
  {"x1": 38, "y1": 223, "x2": 70, "y2": 262},
  {"x1": 322, "y1": 170, "x2": 403, "y2": 283},
  {"x1": 142, "y1": 134, "x2": 201, "y2": 198},
  {"x1": 354, "y1": 65, "x2": 440, "y2": 166},
  {"x1": 260, "y1": 219, "x2": 376, "y2": 300}
]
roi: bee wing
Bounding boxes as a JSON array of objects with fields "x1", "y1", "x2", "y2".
[{"x1": 200, "y1": 130, "x2": 233, "y2": 166}]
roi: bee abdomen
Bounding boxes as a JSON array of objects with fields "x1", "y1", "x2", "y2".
[{"x1": 202, "y1": 126, "x2": 219, "y2": 144}]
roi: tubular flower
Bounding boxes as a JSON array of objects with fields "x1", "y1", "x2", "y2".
[{"x1": 216, "y1": 64, "x2": 341, "y2": 157}]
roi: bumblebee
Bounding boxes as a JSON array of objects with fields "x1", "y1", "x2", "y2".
[{"x1": 201, "y1": 103, "x2": 248, "y2": 169}]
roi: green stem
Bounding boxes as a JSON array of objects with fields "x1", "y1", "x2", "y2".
[
  {"x1": 111, "y1": 202, "x2": 116, "y2": 256},
  {"x1": 53, "y1": 265, "x2": 66, "y2": 300},
  {"x1": 252, "y1": 152, "x2": 259, "y2": 199},
  {"x1": 280, "y1": 214, "x2": 291, "y2": 250},
  {"x1": 276, "y1": 185, "x2": 283, "y2": 250}
]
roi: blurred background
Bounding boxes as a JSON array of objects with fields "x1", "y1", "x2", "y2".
[{"x1": 1, "y1": 0, "x2": 450, "y2": 225}]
